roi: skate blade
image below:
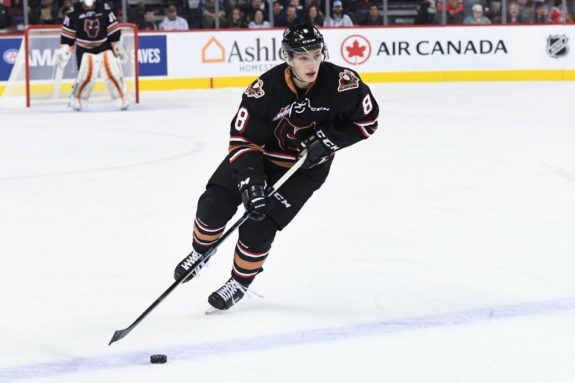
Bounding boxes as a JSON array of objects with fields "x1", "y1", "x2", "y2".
[{"x1": 204, "y1": 306, "x2": 223, "y2": 315}]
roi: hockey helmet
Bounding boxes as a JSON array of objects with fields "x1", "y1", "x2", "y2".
[
  {"x1": 81, "y1": 0, "x2": 96, "y2": 8},
  {"x1": 281, "y1": 23, "x2": 327, "y2": 60}
]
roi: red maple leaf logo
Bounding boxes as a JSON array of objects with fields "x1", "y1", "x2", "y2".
[{"x1": 345, "y1": 39, "x2": 366, "y2": 58}]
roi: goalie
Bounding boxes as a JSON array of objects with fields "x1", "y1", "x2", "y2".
[{"x1": 58, "y1": 0, "x2": 129, "y2": 111}]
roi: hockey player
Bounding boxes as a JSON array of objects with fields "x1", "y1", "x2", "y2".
[
  {"x1": 174, "y1": 23, "x2": 379, "y2": 310},
  {"x1": 57, "y1": 0, "x2": 129, "y2": 111}
]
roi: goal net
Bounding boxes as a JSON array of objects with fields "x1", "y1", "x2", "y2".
[{"x1": 2, "y1": 23, "x2": 139, "y2": 107}]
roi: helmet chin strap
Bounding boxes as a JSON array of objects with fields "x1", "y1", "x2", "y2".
[{"x1": 289, "y1": 66, "x2": 305, "y2": 84}]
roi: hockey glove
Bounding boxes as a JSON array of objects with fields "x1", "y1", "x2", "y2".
[
  {"x1": 112, "y1": 43, "x2": 126, "y2": 63},
  {"x1": 57, "y1": 45, "x2": 72, "y2": 68},
  {"x1": 300, "y1": 128, "x2": 340, "y2": 169},
  {"x1": 238, "y1": 169, "x2": 268, "y2": 221}
]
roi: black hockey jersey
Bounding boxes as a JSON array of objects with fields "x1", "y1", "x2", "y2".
[
  {"x1": 60, "y1": 2, "x2": 121, "y2": 52},
  {"x1": 228, "y1": 61, "x2": 379, "y2": 174}
]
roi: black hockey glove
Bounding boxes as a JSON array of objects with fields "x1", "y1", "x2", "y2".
[
  {"x1": 300, "y1": 128, "x2": 340, "y2": 169},
  {"x1": 237, "y1": 169, "x2": 268, "y2": 221}
]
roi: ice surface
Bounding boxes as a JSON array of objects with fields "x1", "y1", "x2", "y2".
[{"x1": 1, "y1": 82, "x2": 575, "y2": 383}]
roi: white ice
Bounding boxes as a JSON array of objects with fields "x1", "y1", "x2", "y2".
[{"x1": 1, "y1": 82, "x2": 574, "y2": 383}]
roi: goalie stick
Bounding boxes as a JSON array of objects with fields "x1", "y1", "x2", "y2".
[{"x1": 108, "y1": 150, "x2": 308, "y2": 345}]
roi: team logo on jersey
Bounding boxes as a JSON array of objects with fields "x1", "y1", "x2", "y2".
[
  {"x1": 337, "y1": 70, "x2": 360, "y2": 92},
  {"x1": 546, "y1": 34, "x2": 569, "y2": 59},
  {"x1": 84, "y1": 19, "x2": 101, "y2": 39},
  {"x1": 274, "y1": 118, "x2": 316, "y2": 152},
  {"x1": 272, "y1": 98, "x2": 330, "y2": 121},
  {"x1": 245, "y1": 79, "x2": 265, "y2": 98}
]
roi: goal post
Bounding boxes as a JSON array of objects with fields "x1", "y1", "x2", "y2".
[{"x1": 3, "y1": 23, "x2": 140, "y2": 108}]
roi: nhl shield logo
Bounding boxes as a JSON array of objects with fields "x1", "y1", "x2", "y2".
[{"x1": 546, "y1": 34, "x2": 569, "y2": 59}]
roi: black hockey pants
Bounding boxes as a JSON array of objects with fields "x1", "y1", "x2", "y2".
[{"x1": 191, "y1": 154, "x2": 332, "y2": 286}]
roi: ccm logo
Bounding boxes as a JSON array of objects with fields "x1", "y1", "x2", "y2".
[{"x1": 317, "y1": 130, "x2": 340, "y2": 151}]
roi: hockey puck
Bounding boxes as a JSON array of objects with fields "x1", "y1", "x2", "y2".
[{"x1": 150, "y1": 354, "x2": 167, "y2": 364}]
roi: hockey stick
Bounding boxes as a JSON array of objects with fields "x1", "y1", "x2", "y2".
[{"x1": 108, "y1": 150, "x2": 309, "y2": 345}]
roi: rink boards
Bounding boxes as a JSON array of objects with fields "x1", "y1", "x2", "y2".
[{"x1": 1, "y1": 24, "x2": 574, "y2": 93}]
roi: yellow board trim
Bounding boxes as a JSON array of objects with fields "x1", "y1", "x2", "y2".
[
  {"x1": 139, "y1": 70, "x2": 575, "y2": 91},
  {"x1": 3, "y1": 70, "x2": 575, "y2": 96}
]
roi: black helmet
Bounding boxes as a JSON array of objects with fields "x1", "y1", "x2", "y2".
[{"x1": 281, "y1": 23, "x2": 326, "y2": 59}]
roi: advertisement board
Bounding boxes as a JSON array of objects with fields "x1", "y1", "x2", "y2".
[
  {"x1": 0, "y1": 38, "x2": 21, "y2": 81},
  {"x1": 163, "y1": 26, "x2": 575, "y2": 79},
  {"x1": 2, "y1": 25, "x2": 574, "y2": 93}
]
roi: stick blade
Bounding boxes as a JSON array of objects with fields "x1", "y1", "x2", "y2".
[{"x1": 109, "y1": 328, "x2": 131, "y2": 345}]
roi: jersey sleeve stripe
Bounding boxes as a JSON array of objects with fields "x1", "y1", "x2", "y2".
[
  {"x1": 107, "y1": 27, "x2": 120, "y2": 36},
  {"x1": 354, "y1": 118, "x2": 378, "y2": 138},
  {"x1": 228, "y1": 142, "x2": 262, "y2": 154},
  {"x1": 107, "y1": 21, "x2": 119, "y2": 31},
  {"x1": 61, "y1": 26, "x2": 76, "y2": 35},
  {"x1": 229, "y1": 136, "x2": 252, "y2": 144},
  {"x1": 61, "y1": 31, "x2": 76, "y2": 40},
  {"x1": 229, "y1": 147, "x2": 258, "y2": 163}
]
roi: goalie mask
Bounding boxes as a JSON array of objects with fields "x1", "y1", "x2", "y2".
[
  {"x1": 81, "y1": 0, "x2": 96, "y2": 8},
  {"x1": 281, "y1": 23, "x2": 327, "y2": 62}
]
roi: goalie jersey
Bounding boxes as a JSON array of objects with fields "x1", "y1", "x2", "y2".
[
  {"x1": 228, "y1": 61, "x2": 379, "y2": 174},
  {"x1": 60, "y1": 2, "x2": 121, "y2": 53}
]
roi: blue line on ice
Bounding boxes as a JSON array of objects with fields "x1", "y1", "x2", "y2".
[{"x1": 2, "y1": 296, "x2": 575, "y2": 382}]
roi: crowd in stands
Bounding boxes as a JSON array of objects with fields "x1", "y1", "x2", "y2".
[{"x1": 0, "y1": 0, "x2": 574, "y2": 32}]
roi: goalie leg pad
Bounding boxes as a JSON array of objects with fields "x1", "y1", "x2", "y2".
[
  {"x1": 70, "y1": 53, "x2": 101, "y2": 111},
  {"x1": 100, "y1": 50, "x2": 130, "y2": 111}
]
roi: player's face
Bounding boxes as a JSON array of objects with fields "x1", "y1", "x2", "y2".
[{"x1": 290, "y1": 49, "x2": 323, "y2": 88}]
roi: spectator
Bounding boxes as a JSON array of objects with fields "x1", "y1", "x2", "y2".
[
  {"x1": 414, "y1": 0, "x2": 437, "y2": 24},
  {"x1": 277, "y1": 4, "x2": 300, "y2": 25},
  {"x1": 138, "y1": 9, "x2": 159, "y2": 29},
  {"x1": 160, "y1": 4, "x2": 190, "y2": 30},
  {"x1": 183, "y1": 0, "x2": 202, "y2": 29},
  {"x1": 516, "y1": 0, "x2": 534, "y2": 22},
  {"x1": 463, "y1": 3, "x2": 492, "y2": 23},
  {"x1": 287, "y1": 0, "x2": 304, "y2": 20},
  {"x1": 437, "y1": 0, "x2": 464, "y2": 23},
  {"x1": 507, "y1": 2, "x2": 524, "y2": 22},
  {"x1": 248, "y1": 7, "x2": 270, "y2": 26},
  {"x1": 486, "y1": 0, "x2": 502, "y2": 23},
  {"x1": 8, "y1": 0, "x2": 25, "y2": 28},
  {"x1": 202, "y1": 0, "x2": 226, "y2": 28},
  {"x1": 1, "y1": 0, "x2": 12, "y2": 31},
  {"x1": 305, "y1": 4, "x2": 324, "y2": 25},
  {"x1": 323, "y1": 0, "x2": 353, "y2": 26},
  {"x1": 36, "y1": 0, "x2": 58, "y2": 24},
  {"x1": 245, "y1": 0, "x2": 265, "y2": 23},
  {"x1": 351, "y1": 0, "x2": 370, "y2": 23},
  {"x1": 272, "y1": 0, "x2": 285, "y2": 25},
  {"x1": 130, "y1": 1, "x2": 146, "y2": 25},
  {"x1": 532, "y1": 0, "x2": 548, "y2": 22},
  {"x1": 360, "y1": 3, "x2": 383, "y2": 24},
  {"x1": 548, "y1": 0, "x2": 567, "y2": 22},
  {"x1": 56, "y1": 0, "x2": 73, "y2": 23},
  {"x1": 227, "y1": 5, "x2": 247, "y2": 27}
]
